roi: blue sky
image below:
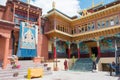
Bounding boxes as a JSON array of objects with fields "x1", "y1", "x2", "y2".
[
  {"x1": 0, "y1": 0, "x2": 116, "y2": 17},
  {"x1": 20, "y1": 0, "x2": 35, "y2": 2},
  {"x1": 21, "y1": 0, "x2": 116, "y2": 9},
  {"x1": 79, "y1": 0, "x2": 115, "y2": 9}
]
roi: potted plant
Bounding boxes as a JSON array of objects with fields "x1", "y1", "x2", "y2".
[
  {"x1": 12, "y1": 64, "x2": 21, "y2": 77},
  {"x1": 91, "y1": 54, "x2": 96, "y2": 61},
  {"x1": 53, "y1": 61, "x2": 58, "y2": 71},
  {"x1": 13, "y1": 72, "x2": 19, "y2": 77},
  {"x1": 91, "y1": 54, "x2": 96, "y2": 71}
]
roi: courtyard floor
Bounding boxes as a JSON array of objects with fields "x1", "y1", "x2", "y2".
[{"x1": 18, "y1": 70, "x2": 120, "y2": 80}]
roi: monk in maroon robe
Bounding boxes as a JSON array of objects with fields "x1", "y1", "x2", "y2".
[{"x1": 64, "y1": 59, "x2": 68, "y2": 70}]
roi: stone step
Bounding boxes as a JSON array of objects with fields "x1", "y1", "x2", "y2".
[
  {"x1": 0, "y1": 69, "x2": 52, "y2": 77},
  {"x1": 0, "y1": 67, "x2": 51, "y2": 74},
  {"x1": 6, "y1": 65, "x2": 44, "y2": 70},
  {"x1": 0, "y1": 70, "x2": 52, "y2": 80},
  {"x1": 0, "y1": 61, "x2": 52, "y2": 80},
  {"x1": 71, "y1": 58, "x2": 93, "y2": 71},
  {"x1": 1, "y1": 74, "x2": 26, "y2": 80}
]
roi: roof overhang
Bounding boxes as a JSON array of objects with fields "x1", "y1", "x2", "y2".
[{"x1": 45, "y1": 10, "x2": 72, "y2": 21}]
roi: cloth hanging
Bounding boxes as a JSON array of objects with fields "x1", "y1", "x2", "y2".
[{"x1": 17, "y1": 22, "x2": 38, "y2": 57}]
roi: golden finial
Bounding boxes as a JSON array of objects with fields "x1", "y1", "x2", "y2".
[
  {"x1": 27, "y1": 0, "x2": 30, "y2": 4},
  {"x1": 92, "y1": 0, "x2": 94, "y2": 7},
  {"x1": 52, "y1": 1, "x2": 56, "y2": 9}
]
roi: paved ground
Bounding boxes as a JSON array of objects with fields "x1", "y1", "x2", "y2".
[{"x1": 17, "y1": 70, "x2": 120, "y2": 80}]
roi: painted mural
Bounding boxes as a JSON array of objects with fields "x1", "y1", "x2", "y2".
[
  {"x1": 17, "y1": 22, "x2": 38, "y2": 57},
  {"x1": 71, "y1": 43, "x2": 77, "y2": 54},
  {"x1": 100, "y1": 39, "x2": 115, "y2": 53},
  {"x1": 79, "y1": 43, "x2": 89, "y2": 54},
  {"x1": 56, "y1": 41, "x2": 66, "y2": 54}
]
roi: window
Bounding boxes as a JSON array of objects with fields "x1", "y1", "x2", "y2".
[
  {"x1": 71, "y1": 29, "x2": 74, "y2": 34},
  {"x1": 85, "y1": 24, "x2": 87, "y2": 31},
  {"x1": 91, "y1": 23, "x2": 95, "y2": 30},
  {"x1": 63, "y1": 26, "x2": 65, "y2": 32},
  {"x1": 85, "y1": 27, "x2": 87, "y2": 31},
  {"x1": 79, "y1": 28, "x2": 81, "y2": 33},
  {"x1": 106, "y1": 20, "x2": 109, "y2": 27},
  {"x1": 110, "y1": 19, "x2": 114, "y2": 26},
  {"x1": 97, "y1": 22, "x2": 101, "y2": 28},
  {"x1": 66, "y1": 28, "x2": 68, "y2": 33},
  {"x1": 74, "y1": 28, "x2": 76, "y2": 33},
  {"x1": 97, "y1": 15, "x2": 119, "y2": 28},
  {"x1": 14, "y1": 18, "x2": 19, "y2": 24},
  {"x1": 60, "y1": 27, "x2": 62, "y2": 31},
  {"x1": 58, "y1": 25, "x2": 60, "y2": 30},
  {"x1": 78, "y1": 26, "x2": 81, "y2": 33},
  {"x1": 40, "y1": 27, "x2": 44, "y2": 34},
  {"x1": 88, "y1": 24, "x2": 91, "y2": 30},
  {"x1": 102, "y1": 21, "x2": 105, "y2": 27},
  {"x1": 64, "y1": 27, "x2": 66, "y2": 32},
  {"x1": 81, "y1": 27, "x2": 84, "y2": 32},
  {"x1": 115, "y1": 16, "x2": 119, "y2": 25}
]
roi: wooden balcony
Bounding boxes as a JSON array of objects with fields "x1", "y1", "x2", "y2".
[{"x1": 45, "y1": 22, "x2": 120, "y2": 41}]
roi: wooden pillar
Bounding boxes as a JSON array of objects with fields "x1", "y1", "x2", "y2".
[
  {"x1": 38, "y1": 11, "x2": 41, "y2": 27},
  {"x1": 68, "y1": 27, "x2": 71, "y2": 34},
  {"x1": 27, "y1": 5, "x2": 30, "y2": 22},
  {"x1": 77, "y1": 42, "x2": 80, "y2": 59},
  {"x1": 12, "y1": 31, "x2": 15, "y2": 55},
  {"x1": 54, "y1": 15, "x2": 56, "y2": 30},
  {"x1": 37, "y1": 13, "x2": 40, "y2": 56},
  {"x1": 97, "y1": 41, "x2": 101, "y2": 58},
  {"x1": 118, "y1": 13, "x2": 120, "y2": 24},
  {"x1": 12, "y1": 3, "x2": 15, "y2": 22},
  {"x1": 3, "y1": 38, "x2": 10, "y2": 69},
  {"x1": 94, "y1": 20, "x2": 98, "y2": 30}
]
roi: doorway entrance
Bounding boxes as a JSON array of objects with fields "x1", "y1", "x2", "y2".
[{"x1": 91, "y1": 47, "x2": 98, "y2": 57}]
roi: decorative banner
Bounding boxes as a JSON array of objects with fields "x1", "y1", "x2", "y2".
[{"x1": 17, "y1": 22, "x2": 38, "y2": 57}]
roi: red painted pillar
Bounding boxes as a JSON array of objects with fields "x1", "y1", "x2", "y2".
[
  {"x1": 38, "y1": 13, "x2": 41, "y2": 27},
  {"x1": 78, "y1": 48, "x2": 80, "y2": 59},
  {"x1": 53, "y1": 46, "x2": 56, "y2": 59},
  {"x1": 53, "y1": 38, "x2": 58, "y2": 71},
  {"x1": 68, "y1": 43, "x2": 70, "y2": 58},
  {"x1": 3, "y1": 38, "x2": 10, "y2": 69},
  {"x1": 53, "y1": 39, "x2": 57, "y2": 59},
  {"x1": 97, "y1": 41, "x2": 101, "y2": 58},
  {"x1": 77, "y1": 43, "x2": 80, "y2": 59}
]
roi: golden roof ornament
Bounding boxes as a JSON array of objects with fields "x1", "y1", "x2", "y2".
[
  {"x1": 52, "y1": 1, "x2": 56, "y2": 9},
  {"x1": 27, "y1": 0, "x2": 30, "y2": 4},
  {"x1": 92, "y1": 0, "x2": 94, "y2": 8},
  {"x1": 82, "y1": 9, "x2": 88, "y2": 16}
]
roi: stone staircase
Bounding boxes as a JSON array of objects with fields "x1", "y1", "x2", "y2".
[
  {"x1": 0, "y1": 60, "x2": 52, "y2": 80},
  {"x1": 70, "y1": 58, "x2": 93, "y2": 71}
]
